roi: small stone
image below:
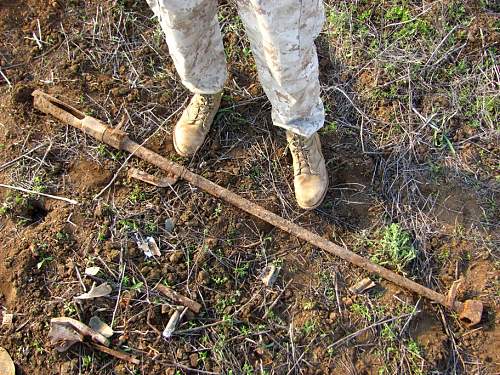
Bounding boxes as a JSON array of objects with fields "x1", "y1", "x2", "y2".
[{"x1": 164, "y1": 218, "x2": 175, "y2": 233}]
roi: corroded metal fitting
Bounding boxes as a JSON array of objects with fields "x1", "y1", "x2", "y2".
[{"x1": 458, "y1": 300, "x2": 483, "y2": 328}]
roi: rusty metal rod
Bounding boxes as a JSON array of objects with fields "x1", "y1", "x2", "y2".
[{"x1": 31, "y1": 90, "x2": 483, "y2": 326}]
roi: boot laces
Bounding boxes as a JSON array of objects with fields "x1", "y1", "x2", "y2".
[
  {"x1": 290, "y1": 134, "x2": 314, "y2": 175},
  {"x1": 188, "y1": 94, "x2": 214, "y2": 126}
]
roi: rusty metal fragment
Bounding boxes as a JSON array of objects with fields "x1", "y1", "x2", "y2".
[
  {"x1": 128, "y1": 167, "x2": 178, "y2": 187},
  {"x1": 459, "y1": 300, "x2": 483, "y2": 328},
  {"x1": 156, "y1": 284, "x2": 202, "y2": 314}
]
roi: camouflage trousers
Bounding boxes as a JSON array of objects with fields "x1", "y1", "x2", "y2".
[{"x1": 146, "y1": 0, "x2": 325, "y2": 137}]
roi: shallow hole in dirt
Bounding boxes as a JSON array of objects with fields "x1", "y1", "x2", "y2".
[{"x1": 22, "y1": 199, "x2": 48, "y2": 225}]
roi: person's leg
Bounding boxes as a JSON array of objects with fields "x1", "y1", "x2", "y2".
[
  {"x1": 236, "y1": 0, "x2": 325, "y2": 137},
  {"x1": 146, "y1": 0, "x2": 225, "y2": 156},
  {"x1": 146, "y1": 0, "x2": 226, "y2": 94},
  {"x1": 237, "y1": 0, "x2": 328, "y2": 209}
]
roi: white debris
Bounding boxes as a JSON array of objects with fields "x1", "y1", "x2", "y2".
[
  {"x1": 136, "y1": 236, "x2": 161, "y2": 258},
  {"x1": 260, "y1": 265, "x2": 280, "y2": 287},
  {"x1": 74, "y1": 283, "x2": 112, "y2": 300},
  {"x1": 2, "y1": 313, "x2": 13, "y2": 327},
  {"x1": 84, "y1": 266, "x2": 101, "y2": 276},
  {"x1": 147, "y1": 237, "x2": 161, "y2": 257},
  {"x1": 89, "y1": 316, "x2": 114, "y2": 338},
  {"x1": 349, "y1": 277, "x2": 376, "y2": 294},
  {"x1": 162, "y1": 308, "x2": 182, "y2": 339}
]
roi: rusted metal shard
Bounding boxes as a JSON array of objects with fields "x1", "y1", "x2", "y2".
[
  {"x1": 459, "y1": 300, "x2": 483, "y2": 328},
  {"x1": 156, "y1": 284, "x2": 202, "y2": 314},
  {"x1": 90, "y1": 343, "x2": 140, "y2": 365},
  {"x1": 128, "y1": 167, "x2": 178, "y2": 187},
  {"x1": 32, "y1": 90, "x2": 484, "y2": 327}
]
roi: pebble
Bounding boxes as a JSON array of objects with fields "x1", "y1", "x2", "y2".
[{"x1": 164, "y1": 218, "x2": 175, "y2": 233}]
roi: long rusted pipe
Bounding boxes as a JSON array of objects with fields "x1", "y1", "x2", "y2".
[{"x1": 31, "y1": 90, "x2": 483, "y2": 327}]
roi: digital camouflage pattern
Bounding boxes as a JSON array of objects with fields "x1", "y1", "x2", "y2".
[{"x1": 147, "y1": 0, "x2": 325, "y2": 137}]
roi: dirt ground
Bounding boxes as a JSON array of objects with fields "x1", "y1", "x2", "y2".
[{"x1": 0, "y1": 0, "x2": 499, "y2": 374}]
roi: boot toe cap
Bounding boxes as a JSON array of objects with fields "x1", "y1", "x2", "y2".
[
  {"x1": 173, "y1": 126, "x2": 203, "y2": 157},
  {"x1": 294, "y1": 174, "x2": 328, "y2": 209}
]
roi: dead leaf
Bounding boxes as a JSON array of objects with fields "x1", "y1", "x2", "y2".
[
  {"x1": 74, "y1": 283, "x2": 112, "y2": 300},
  {"x1": 49, "y1": 321, "x2": 84, "y2": 352}
]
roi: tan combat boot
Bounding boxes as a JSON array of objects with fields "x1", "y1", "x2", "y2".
[
  {"x1": 173, "y1": 92, "x2": 222, "y2": 157},
  {"x1": 287, "y1": 131, "x2": 328, "y2": 209}
]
